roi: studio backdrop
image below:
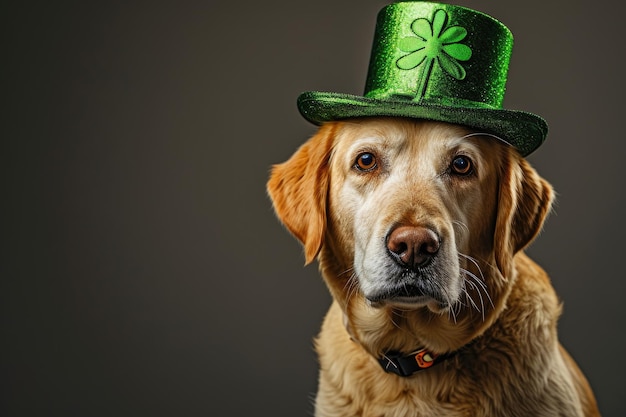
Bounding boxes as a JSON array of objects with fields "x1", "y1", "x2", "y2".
[{"x1": 4, "y1": 1, "x2": 625, "y2": 416}]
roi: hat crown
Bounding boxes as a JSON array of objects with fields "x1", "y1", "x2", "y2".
[{"x1": 364, "y1": 1, "x2": 513, "y2": 109}]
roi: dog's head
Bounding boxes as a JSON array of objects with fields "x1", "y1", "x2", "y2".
[{"x1": 268, "y1": 118, "x2": 553, "y2": 353}]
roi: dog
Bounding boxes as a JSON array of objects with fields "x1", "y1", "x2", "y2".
[{"x1": 268, "y1": 117, "x2": 600, "y2": 416}]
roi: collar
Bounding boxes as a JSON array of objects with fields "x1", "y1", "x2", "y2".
[
  {"x1": 378, "y1": 348, "x2": 455, "y2": 377},
  {"x1": 344, "y1": 313, "x2": 456, "y2": 377}
]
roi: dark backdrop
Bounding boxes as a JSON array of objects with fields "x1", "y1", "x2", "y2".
[{"x1": 4, "y1": 1, "x2": 625, "y2": 416}]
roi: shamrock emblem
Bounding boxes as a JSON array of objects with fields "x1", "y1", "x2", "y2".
[{"x1": 396, "y1": 9, "x2": 472, "y2": 101}]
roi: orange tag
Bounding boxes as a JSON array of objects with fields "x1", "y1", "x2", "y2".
[{"x1": 415, "y1": 349, "x2": 438, "y2": 368}]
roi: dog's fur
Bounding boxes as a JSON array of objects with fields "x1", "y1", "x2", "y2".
[{"x1": 268, "y1": 118, "x2": 600, "y2": 416}]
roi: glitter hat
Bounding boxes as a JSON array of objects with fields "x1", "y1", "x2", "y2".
[{"x1": 297, "y1": 1, "x2": 547, "y2": 156}]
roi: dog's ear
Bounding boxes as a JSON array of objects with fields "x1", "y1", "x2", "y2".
[
  {"x1": 494, "y1": 148, "x2": 554, "y2": 276},
  {"x1": 267, "y1": 123, "x2": 337, "y2": 264}
]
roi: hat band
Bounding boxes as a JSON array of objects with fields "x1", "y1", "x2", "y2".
[{"x1": 364, "y1": 90, "x2": 499, "y2": 111}]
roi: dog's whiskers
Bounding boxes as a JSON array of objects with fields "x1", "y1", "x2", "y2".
[
  {"x1": 467, "y1": 271, "x2": 494, "y2": 310},
  {"x1": 389, "y1": 311, "x2": 403, "y2": 330},
  {"x1": 465, "y1": 277, "x2": 487, "y2": 320},
  {"x1": 447, "y1": 299, "x2": 458, "y2": 323},
  {"x1": 341, "y1": 268, "x2": 361, "y2": 306},
  {"x1": 459, "y1": 131, "x2": 508, "y2": 147},
  {"x1": 463, "y1": 267, "x2": 489, "y2": 296},
  {"x1": 455, "y1": 253, "x2": 494, "y2": 322},
  {"x1": 459, "y1": 253, "x2": 487, "y2": 283},
  {"x1": 452, "y1": 220, "x2": 470, "y2": 236}
]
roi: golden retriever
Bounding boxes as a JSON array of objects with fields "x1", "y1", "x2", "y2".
[{"x1": 267, "y1": 118, "x2": 600, "y2": 416}]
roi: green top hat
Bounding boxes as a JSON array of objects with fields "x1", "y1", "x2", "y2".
[{"x1": 297, "y1": 1, "x2": 547, "y2": 156}]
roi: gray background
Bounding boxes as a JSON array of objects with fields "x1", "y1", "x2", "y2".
[{"x1": 4, "y1": 1, "x2": 625, "y2": 416}]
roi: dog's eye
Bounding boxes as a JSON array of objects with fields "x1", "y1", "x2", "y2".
[
  {"x1": 355, "y1": 152, "x2": 377, "y2": 171},
  {"x1": 450, "y1": 155, "x2": 473, "y2": 176}
]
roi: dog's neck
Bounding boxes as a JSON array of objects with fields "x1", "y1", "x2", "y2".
[{"x1": 343, "y1": 313, "x2": 456, "y2": 377}]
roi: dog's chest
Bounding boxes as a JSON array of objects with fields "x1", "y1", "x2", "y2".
[{"x1": 316, "y1": 382, "x2": 476, "y2": 417}]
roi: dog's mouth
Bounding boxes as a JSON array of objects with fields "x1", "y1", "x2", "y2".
[
  {"x1": 357, "y1": 240, "x2": 461, "y2": 312},
  {"x1": 365, "y1": 282, "x2": 449, "y2": 310}
]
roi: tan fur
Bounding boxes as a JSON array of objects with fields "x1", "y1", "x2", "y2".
[{"x1": 268, "y1": 118, "x2": 600, "y2": 417}]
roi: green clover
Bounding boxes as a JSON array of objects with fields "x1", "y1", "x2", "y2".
[{"x1": 396, "y1": 9, "x2": 472, "y2": 101}]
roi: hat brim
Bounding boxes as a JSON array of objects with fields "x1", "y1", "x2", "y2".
[{"x1": 297, "y1": 91, "x2": 547, "y2": 157}]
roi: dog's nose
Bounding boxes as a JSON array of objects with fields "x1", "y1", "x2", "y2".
[{"x1": 386, "y1": 226, "x2": 440, "y2": 270}]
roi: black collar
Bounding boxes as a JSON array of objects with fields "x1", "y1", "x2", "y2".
[{"x1": 378, "y1": 348, "x2": 455, "y2": 377}]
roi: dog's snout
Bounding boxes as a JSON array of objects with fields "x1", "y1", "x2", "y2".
[{"x1": 386, "y1": 226, "x2": 440, "y2": 270}]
